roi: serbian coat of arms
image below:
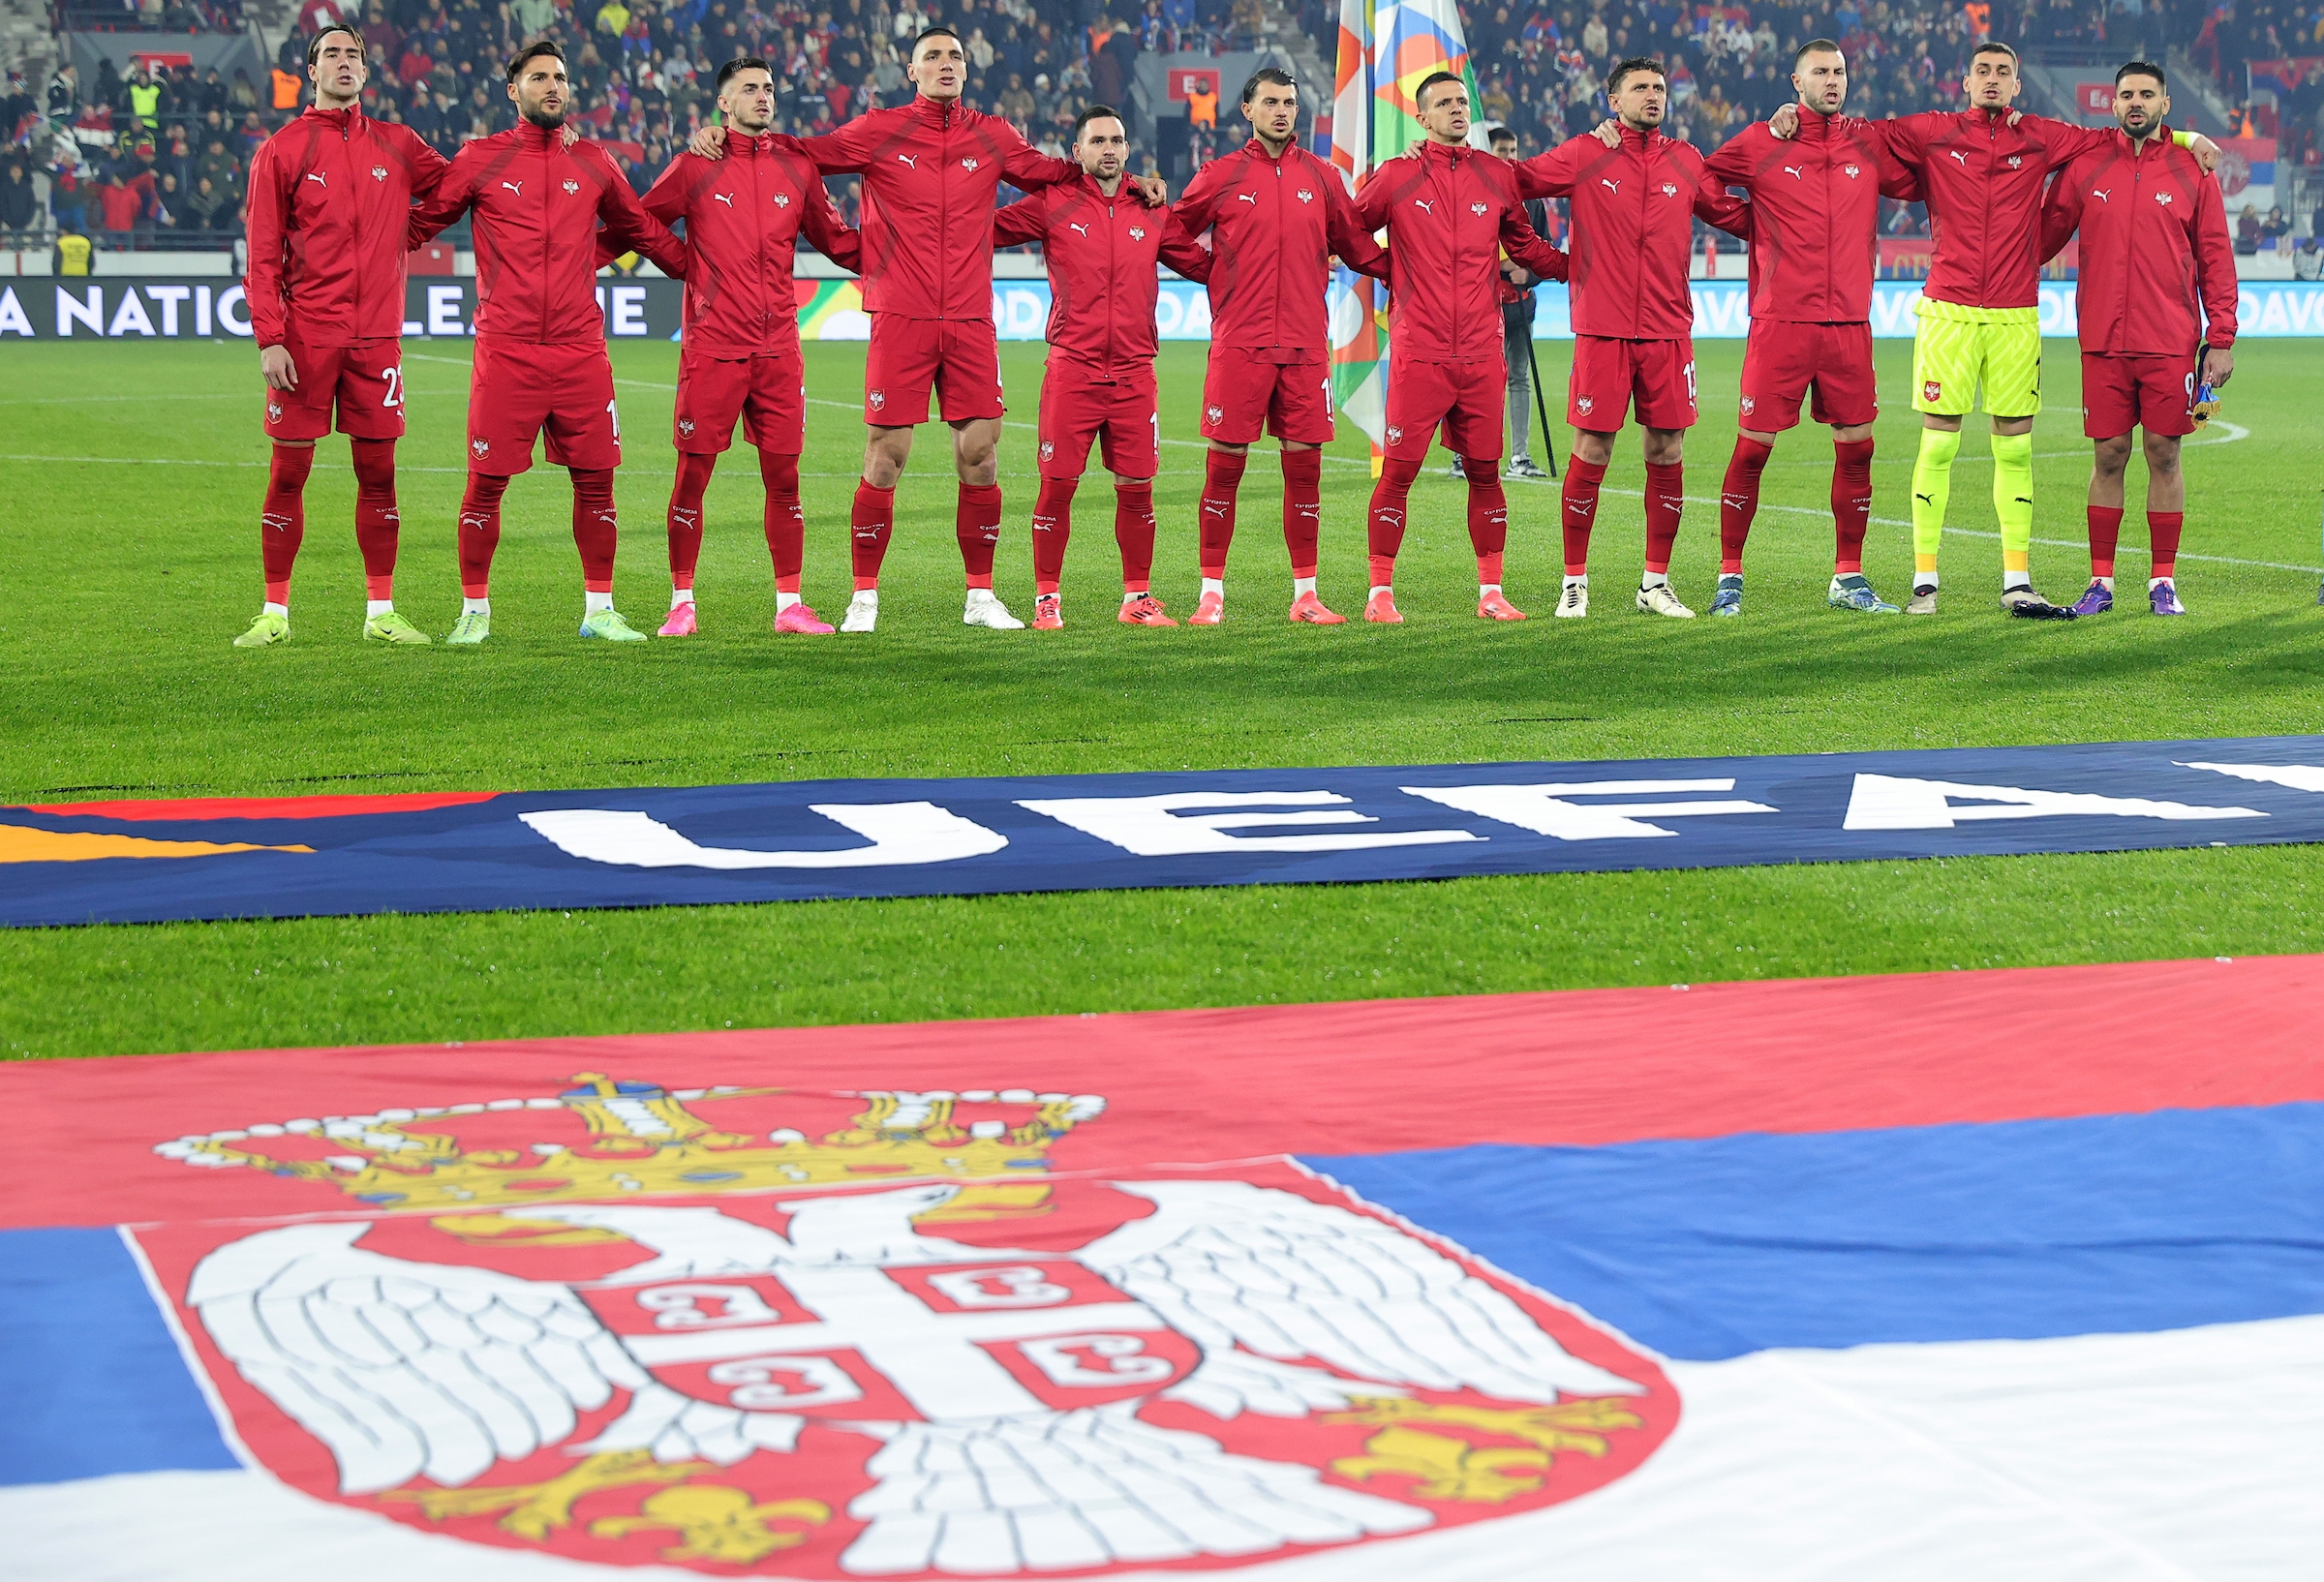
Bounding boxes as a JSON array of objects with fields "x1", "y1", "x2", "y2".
[{"x1": 138, "y1": 1078, "x2": 1679, "y2": 1576}]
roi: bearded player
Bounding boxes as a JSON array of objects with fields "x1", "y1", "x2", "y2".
[
  {"x1": 638, "y1": 57, "x2": 862, "y2": 637},
  {"x1": 1350, "y1": 72, "x2": 1568, "y2": 624},
  {"x1": 993, "y1": 106, "x2": 1213, "y2": 629},
  {"x1": 406, "y1": 40, "x2": 688, "y2": 643},
  {"x1": 696, "y1": 25, "x2": 1162, "y2": 633},
  {"x1": 1517, "y1": 58, "x2": 1747, "y2": 619},
  {"x1": 2039, "y1": 61, "x2": 2237, "y2": 618},
  {"x1": 235, "y1": 23, "x2": 446, "y2": 648},
  {"x1": 1173, "y1": 68, "x2": 1391, "y2": 625},
  {"x1": 1699, "y1": 41, "x2": 1920, "y2": 618},
  {"x1": 1772, "y1": 43, "x2": 2217, "y2": 615}
]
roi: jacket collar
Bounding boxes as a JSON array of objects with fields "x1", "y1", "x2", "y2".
[
  {"x1": 725, "y1": 127, "x2": 775, "y2": 157},
  {"x1": 1241, "y1": 136, "x2": 1299, "y2": 166},
  {"x1": 1617, "y1": 122, "x2": 1662, "y2": 153},
  {"x1": 1420, "y1": 137, "x2": 1469, "y2": 167},
  {"x1": 912, "y1": 93, "x2": 963, "y2": 129},
  {"x1": 1793, "y1": 105, "x2": 1840, "y2": 143},
  {"x1": 302, "y1": 103, "x2": 364, "y2": 134},
  {"x1": 514, "y1": 118, "x2": 563, "y2": 150}
]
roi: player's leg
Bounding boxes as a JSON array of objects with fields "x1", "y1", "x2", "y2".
[
  {"x1": 568, "y1": 467, "x2": 645, "y2": 640},
  {"x1": 1815, "y1": 326, "x2": 1892, "y2": 614},
  {"x1": 1444, "y1": 358, "x2": 1520, "y2": 620},
  {"x1": 1028, "y1": 363, "x2": 1092, "y2": 629},
  {"x1": 950, "y1": 415, "x2": 1019, "y2": 629},
  {"x1": 758, "y1": 450, "x2": 830, "y2": 633},
  {"x1": 450, "y1": 469, "x2": 509, "y2": 644},
  {"x1": 1558, "y1": 336, "x2": 1622, "y2": 617},
  {"x1": 1193, "y1": 347, "x2": 1265, "y2": 623},
  {"x1": 328, "y1": 342, "x2": 425, "y2": 643},
  {"x1": 1908, "y1": 310, "x2": 1977, "y2": 613},
  {"x1": 1980, "y1": 316, "x2": 2049, "y2": 611},
  {"x1": 1280, "y1": 441, "x2": 1333, "y2": 622},
  {"x1": 1634, "y1": 341, "x2": 1697, "y2": 619},
  {"x1": 660, "y1": 451, "x2": 716, "y2": 635},
  {"x1": 1029, "y1": 470, "x2": 1078, "y2": 628},
  {"x1": 662, "y1": 347, "x2": 739, "y2": 634},
  {"x1": 448, "y1": 336, "x2": 544, "y2": 644},
  {"x1": 1717, "y1": 321, "x2": 1802, "y2": 617},
  {"x1": 239, "y1": 337, "x2": 334, "y2": 645},
  {"x1": 1103, "y1": 374, "x2": 1171, "y2": 625},
  {"x1": 2135, "y1": 357, "x2": 2193, "y2": 614},
  {"x1": 2078, "y1": 429, "x2": 2130, "y2": 615},
  {"x1": 1365, "y1": 360, "x2": 1445, "y2": 623},
  {"x1": 846, "y1": 425, "x2": 913, "y2": 632},
  {"x1": 547, "y1": 349, "x2": 643, "y2": 640}
]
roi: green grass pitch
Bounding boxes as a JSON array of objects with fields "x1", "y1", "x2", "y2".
[{"x1": 3, "y1": 334, "x2": 2322, "y2": 1061}]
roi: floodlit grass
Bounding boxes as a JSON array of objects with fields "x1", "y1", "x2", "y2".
[{"x1": 3, "y1": 335, "x2": 2320, "y2": 1058}]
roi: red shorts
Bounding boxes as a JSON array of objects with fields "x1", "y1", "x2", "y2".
[
  {"x1": 1038, "y1": 360, "x2": 1158, "y2": 479},
  {"x1": 1199, "y1": 346, "x2": 1334, "y2": 446},
  {"x1": 464, "y1": 335, "x2": 619, "y2": 476},
  {"x1": 676, "y1": 345, "x2": 804, "y2": 454},
  {"x1": 1567, "y1": 334, "x2": 1697, "y2": 431},
  {"x1": 262, "y1": 336, "x2": 406, "y2": 442},
  {"x1": 1738, "y1": 319, "x2": 1877, "y2": 432},
  {"x1": 865, "y1": 314, "x2": 1004, "y2": 425},
  {"x1": 2081, "y1": 352, "x2": 2196, "y2": 439},
  {"x1": 1384, "y1": 355, "x2": 1505, "y2": 462}
]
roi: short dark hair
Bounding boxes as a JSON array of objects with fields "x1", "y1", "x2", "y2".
[
  {"x1": 505, "y1": 38, "x2": 565, "y2": 82},
  {"x1": 307, "y1": 23, "x2": 364, "y2": 67},
  {"x1": 1414, "y1": 70, "x2": 1464, "y2": 112},
  {"x1": 1971, "y1": 41, "x2": 2020, "y2": 68},
  {"x1": 715, "y1": 56, "x2": 770, "y2": 93},
  {"x1": 1607, "y1": 56, "x2": 1667, "y2": 95},
  {"x1": 912, "y1": 23, "x2": 963, "y2": 54},
  {"x1": 1793, "y1": 38, "x2": 1843, "y2": 68},
  {"x1": 1240, "y1": 66, "x2": 1296, "y2": 106},
  {"x1": 1486, "y1": 122, "x2": 1516, "y2": 144},
  {"x1": 1071, "y1": 103, "x2": 1125, "y2": 142},
  {"x1": 2115, "y1": 59, "x2": 2167, "y2": 89}
]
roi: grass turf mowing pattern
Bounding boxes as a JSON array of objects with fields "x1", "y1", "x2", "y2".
[{"x1": 3, "y1": 336, "x2": 2321, "y2": 1060}]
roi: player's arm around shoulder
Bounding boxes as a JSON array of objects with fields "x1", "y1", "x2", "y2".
[
  {"x1": 2188, "y1": 156, "x2": 2240, "y2": 346},
  {"x1": 406, "y1": 142, "x2": 477, "y2": 246},
  {"x1": 992, "y1": 186, "x2": 1050, "y2": 250},
  {"x1": 1513, "y1": 136, "x2": 1589, "y2": 199},
  {"x1": 2036, "y1": 152, "x2": 2089, "y2": 264}
]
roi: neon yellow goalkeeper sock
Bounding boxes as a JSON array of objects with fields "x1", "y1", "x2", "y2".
[
  {"x1": 1911, "y1": 427, "x2": 1960, "y2": 572},
  {"x1": 1990, "y1": 429, "x2": 2034, "y2": 558}
]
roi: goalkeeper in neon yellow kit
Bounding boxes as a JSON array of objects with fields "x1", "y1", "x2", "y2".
[{"x1": 1773, "y1": 42, "x2": 2217, "y2": 614}]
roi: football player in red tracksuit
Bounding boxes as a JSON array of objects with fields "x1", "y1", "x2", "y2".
[
  {"x1": 699, "y1": 25, "x2": 1162, "y2": 634},
  {"x1": 235, "y1": 23, "x2": 447, "y2": 648},
  {"x1": 993, "y1": 106, "x2": 1214, "y2": 630},
  {"x1": 1350, "y1": 72, "x2": 1569, "y2": 625},
  {"x1": 1173, "y1": 68, "x2": 1391, "y2": 626},
  {"x1": 2039, "y1": 62, "x2": 2237, "y2": 619},
  {"x1": 1699, "y1": 41, "x2": 1922, "y2": 619},
  {"x1": 1516, "y1": 58, "x2": 1747, "y2": 620},
  {"x1": 638, "y1": 58, "x2": 862, "y2": 638},
  {"x1": 407, "y1": 39, "x2": 688, "y2": 645}
]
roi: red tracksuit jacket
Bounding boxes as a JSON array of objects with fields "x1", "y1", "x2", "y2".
[
  {"x1": 244, "y1": 105, "x2": 448, "y2": 349},
  {"x1": 408, "y1": 123, "x2": 687, "y2": 344},
  {"x1": 640, "y1": 132, "x2": 861, "y2": 358},
  {"x1": 1702, "y1": 108, "x2": 1919, "y2": 323},
  {"x1": 2039, "y1": 126, "x2": 2239, "y2": 354},
  {"x1": 1872, "y1": 108, "x2": 2114, "y2": 310},
  {"x1": 795, "y1": 96, "x2": 1076, "y2": 321},
  {"x1": 1350, "y1": 140, "x2": 1569, "y2": 363},
  {"x1": 1516, "y1": 125, "x2": 1746, "y2": 339},
  {"x1": 993, "y1": 171, "x2": 1214, "y2": 377},
  {"x1": 1172, "y1": 138, "x2": 1389, "y2": 361}
]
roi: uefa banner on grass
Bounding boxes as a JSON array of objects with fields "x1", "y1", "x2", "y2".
[
  {"x1": 3, "y1": 956, "x2": 2320, "y2": 1578},
  {"x1": 14, "y1": 736, "x2": 2324, "y2": 927}
]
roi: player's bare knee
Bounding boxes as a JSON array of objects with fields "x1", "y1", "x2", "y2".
[
  {"x1": 1571, "y1": 430, "x2": 1615, "y2": 467},
  {"x1": 1992, "y1": 416, "x2": 2034, "y2": 438},
  {"x1": 2144, "y1": 433, "x2": 2182, "y2": 476},
  {"x1": 1642, "y1": 428, "x2": 1685, "y2": 467},
  {"x1": 1921, "y1": 412, "x2": 1964, "y2": 434},
  {"x1": 2093, "y1": 435, "x2": 2133, "y2": 475}
]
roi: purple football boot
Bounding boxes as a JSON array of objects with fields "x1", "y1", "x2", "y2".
[
  {"x1": 2070, "y1": 580, "x2": 2113, "y2": 616},
  {"x1": 2150, "y1": 580, "x2": 2186, "y2": 616}
]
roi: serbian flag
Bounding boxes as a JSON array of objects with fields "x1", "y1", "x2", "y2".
[{"x1": 3, "y1": 957, "x2": 2317, "y2": 1579}]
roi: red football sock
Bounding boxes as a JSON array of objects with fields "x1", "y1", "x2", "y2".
[
  {"x1": 759, "y1": 449, "x2": 803, "y2": 592},
  {"x1": 1644, "y1": 462, "x2": 1684, "y2": 578},
  {"x1": 1464, "y1": 461, "x2": 1509, "y2": 586},
  {"x1": 1719, "y1": 437, "x2": 1772, "y2": 574},
  {"x1": 569, "y1": 467, "x2": 617, "y2": 593},
  {"x1": 1365, "y1": 455, "x2": 1422, "y2": 585},
  {"x1": 2087, "y1": 503, "x2": 2124, "y2": 579},
  {"x1": 1115, "y1": 480, "x2": 1155, "y2": 593},
  {"x1": 349, "y1": 438, "x2": 398, "y2": 601},
  {"x1": 1199, "y1": 447, "x2": 1246, "y2": 579},
  {"x1": 1832, "y1": 437, "x2": 1875, "y2": 575},
  {"x1": 1281, "y1": 448, "x2": 1323, "y2": 579},
  {"x1": 1561, "y1": 455, "x2": 1607, "y2": 575},
  {"x1": 457, "y1": 470, "x2": 509, "y2": 597},
  {"x1": 850, "y1": 479, "x2": 895, "y2": 591},
  {"x1": 1031, "y1": 475, "x2": 1078, "y2": 594},
  {"x1": 666, "y1": 450, "x2": 716, "y2": 594},
  {"x1": 2148, "y1": 510, "x2": 2183, "y2": 580},
  {"x1": 260, "y1": 441, "x2": 314, "y2": 604},
  {"x1": 957, "y1": 482, "x2": 1002, "y2": 590}
]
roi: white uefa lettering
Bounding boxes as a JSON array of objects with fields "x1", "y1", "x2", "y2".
[
  {"x1": 1019, "y1": 1334, "x2": 1176, "y2": 1386},
  {"x1": 705, "y1": 1354, "x2": 865, "y2": 1409},
  {"x1": 1017, "y1": 791, "x2": 1480, "y2": 857},
  {"x1": 1402, "y1": 780, "x2": 1776, "y2": 840},
  {"x1": 636, "y1": 1282, "x2": 784, "y2": 1328},
  {"x1": 926, "y1": 1265, "x2": 1073, "y2": 1309},
  {"x1": 520, "y1": 801, "x2": 1009, "y2": 868},
  {"x1": 1841, "y1": 775, "x2": 2264, "y2": 831}
]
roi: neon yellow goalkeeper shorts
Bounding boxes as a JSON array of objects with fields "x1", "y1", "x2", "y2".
[{"x1": 1911, "y1": 299, "x2": 2041, "y2": 419}]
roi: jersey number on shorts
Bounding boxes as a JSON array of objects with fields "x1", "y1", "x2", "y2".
[
  {"x1": 381, "y1": 366, "x2": 404, "y2": 408},
  {"x1": 1684, "y1": 360, "x2": 1697, "y2": 402},
  {"x1": 607, "y1": 398, "x2": 621, "y2": 439}
]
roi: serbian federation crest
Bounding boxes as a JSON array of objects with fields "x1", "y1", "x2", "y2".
[{"x1": 138, "y1": 1078, "x2": 1679, "y2": 1576}]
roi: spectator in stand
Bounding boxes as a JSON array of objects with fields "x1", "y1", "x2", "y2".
[
  {"x1": 2262, "y1": 205, "x2": 2293, "y2": 242},
  {"x1": 47, "y1": 62, "x2": 77, "y2": 121},
  {"x1": 0, "y1": 161, "x2": 37, "y2": 244},
  {"x1": 2236, "y1": 202, "x2": 2262, "y2": 253},
  {"x1": 183, "y1": 172, "x2": 234, "y2": 237},
  {"x1": 96, "y1": 170, "x2": 139, "y2": 250}
]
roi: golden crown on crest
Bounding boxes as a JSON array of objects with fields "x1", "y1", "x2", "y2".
[{"x1": 152, "y1": 1075, "x2": 1108, "y2": 1213}]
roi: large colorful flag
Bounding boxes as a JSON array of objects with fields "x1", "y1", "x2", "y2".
[
  {"x1": 3, "y1": 955, "x2": 2320, "y2": 1577},
  {"x1": 1328, "y1": 0, "x2": 1489, "y2": 463}
]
